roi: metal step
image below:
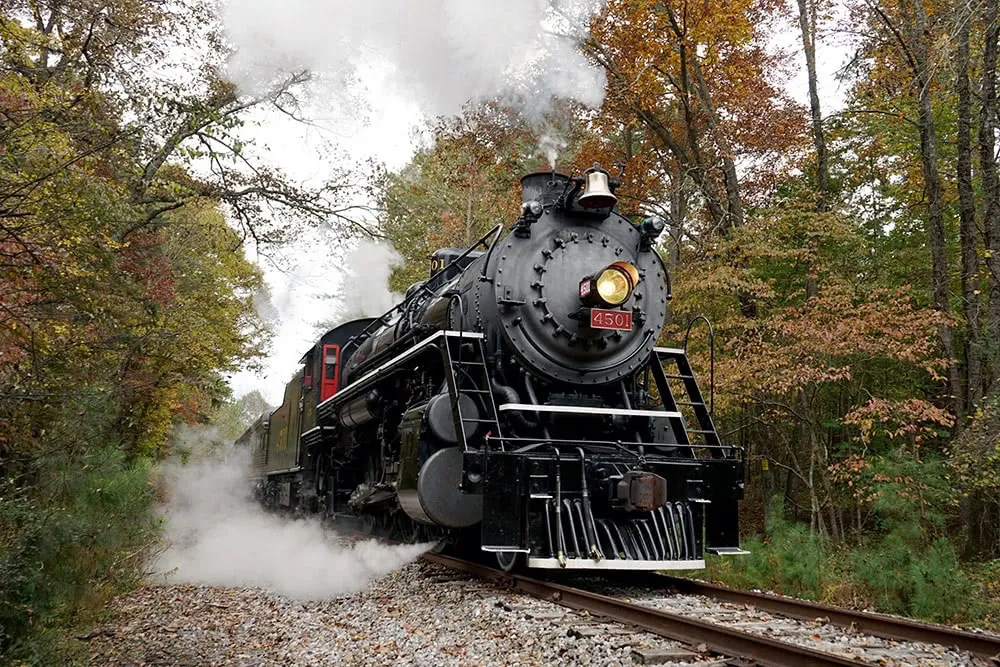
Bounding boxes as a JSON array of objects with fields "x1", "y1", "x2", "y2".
[{"x1": 707, "y1": 547, "x2": 751, "y2": 556}]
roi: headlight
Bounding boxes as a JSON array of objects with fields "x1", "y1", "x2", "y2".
[
  {"x1": 596, "y1": 267, "x2": 631, "y2": 305},
  {"x1": 580, "y1": 261, "x2": 640, "y2": 306}
]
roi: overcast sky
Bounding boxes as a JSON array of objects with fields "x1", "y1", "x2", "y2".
[{"x1": 224, "y1": 3, "x2": 853, "y2": 407}]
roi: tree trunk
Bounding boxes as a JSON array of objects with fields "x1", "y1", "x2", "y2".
[
  {"x1": 796, "y1": 0, "x2": 830, "y2": 209},
  {"x1": 906, "y1": 0, "x2": 963, "y2": 417},
  {"x1": 689, "y1": 57, "x2": 745, "y2": 231},
  {"x1": 957, "y1": 11, "x2": 982, "y2": 411},
  {"x1": 660, "y1": 2, "x2": 745, "y2": 233},
  {"x1": 668, "y1": 170, "x2": 687, "y2": 268},
  {"x1": 797, "y1": 0, "x2": 827, "y2": 300},
  {"x1": 798, "y1": 388, "x2": 823, "y2": 535},
  {"x1": 983, "y1": 0, "x2": 1000, "y2": 393}
]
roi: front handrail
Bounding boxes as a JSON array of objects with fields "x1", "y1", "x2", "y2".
[
  {"x1": 484, "y1": 435, "x2": 743, "y2": 458},
  {"x1": 684, "y1": 315, "x2": 715, "y2": 416}
]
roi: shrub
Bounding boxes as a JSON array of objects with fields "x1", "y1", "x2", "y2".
[
  {"x1": 850, "y1": 535, "x2": 975, "y2": 622},
  {"x1": 706, "y1": 501, "x2": 829, "y2": 600},
  {"x1": 0, "y1": 445, "x2": 158, "y2": 662},
  {"x1": 703, "y1": 490, "x2": 979, "y2": 623}
]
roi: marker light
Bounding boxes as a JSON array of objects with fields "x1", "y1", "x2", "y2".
[{"x1": 580, "y1": 261, "x2": 640, "y2": 306}]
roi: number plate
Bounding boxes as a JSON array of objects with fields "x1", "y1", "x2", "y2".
[{"x1": 590, "y1": 308, "x2": 633, "y2": 331}]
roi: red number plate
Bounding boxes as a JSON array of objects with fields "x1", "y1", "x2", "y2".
[{"x1": 590, "y1": 308, "x2": 633, "y2": 331}]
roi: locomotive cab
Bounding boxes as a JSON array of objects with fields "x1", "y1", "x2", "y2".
[{"x1": 247, "y1": 318, "x2": 375, "y2": 511}]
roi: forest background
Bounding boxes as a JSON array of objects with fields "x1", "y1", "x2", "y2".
[{"x1": 3, "y1": 0, "x2": 1000, "y2": 661}]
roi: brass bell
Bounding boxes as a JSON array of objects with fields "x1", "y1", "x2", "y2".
[{"x1": 578, "y1": 163, "x2": 617, "y2": 209}]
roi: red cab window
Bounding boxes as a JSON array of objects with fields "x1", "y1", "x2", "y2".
[{"x1": 320, "y1": 344, "x2": 340, "y2": 401}]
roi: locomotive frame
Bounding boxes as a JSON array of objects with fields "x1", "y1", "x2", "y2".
[{"x1": 239, "y1": 168, "x2": 746, "y2": 572}]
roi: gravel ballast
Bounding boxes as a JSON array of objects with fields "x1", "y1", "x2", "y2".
[
  {"x1": 589, "y1": 583, "x2": 995, "y2": 666},
  {"x1": 86, "y1": 561, "x2": 720, "y2": 666},
  {"x1": 86, "y1": 557, "x2": 994, "y2": 666}
]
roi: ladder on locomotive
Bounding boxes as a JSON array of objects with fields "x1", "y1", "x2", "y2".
[
  {"x1": 652, "y1": 347, "x2": 725, "y2": 456},
  {"x1": 442, "y1": 335, "x2": 504, "y2": 450}
]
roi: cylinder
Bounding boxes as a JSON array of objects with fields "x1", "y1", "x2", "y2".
[
  {"x1": 337, "y1": 390, "x2": 380, "y2": 428},
  {"x1": 426, "y1": 392, "x2": 479, "y2": 443},
  {"x1": 398, "y1": 447, "x2": 483, "y2": 528}
]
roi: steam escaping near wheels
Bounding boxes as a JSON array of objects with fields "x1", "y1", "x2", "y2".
[{"x1": 154, "y1": 439, "x2": 429, "y2": 600}]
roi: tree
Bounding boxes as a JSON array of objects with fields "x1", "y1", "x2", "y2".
[
  {"x1": 846, "y1": 0, "x2": 961, "y2": 416},
  {"x1": 982, "y1": 0, "x2": 1000, "y2": 392},
  {"x1": 571, "y1": 0, "x2": 804, "y2": 317},
  {"x1": 575, "y1": 0, "x2": 803, "y2": 234},
  {"x1": 378, "y1": 106, "x2": 536, "y2": 291},
  {"x1": 671, "y1": 187, "x2": 946, "y2": 536},
  {"x1": 1, "y1": 1, "x2": 372, "y2": 247},
  {"x1": 955, "y1": 0, "x2": 982, "y2": 409}
]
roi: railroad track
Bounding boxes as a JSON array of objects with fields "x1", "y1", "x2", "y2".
[
  {"x1": 422, "y1": 551, "x2": 1000, "y2": 666},
  {"x1": 652, "y1": 573, "x2": 1000, "y2": 661}
]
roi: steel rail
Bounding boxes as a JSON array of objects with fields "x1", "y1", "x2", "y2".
[
  {"x1": 423, "y1": 552, "x2": 864, "y2": 667},
  {"x1": 654, "y1": 575, "x2": 1000, "y2": 660}
]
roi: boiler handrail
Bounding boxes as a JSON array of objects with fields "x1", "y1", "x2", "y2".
[{"x1": 342, "y1": 224, "x2": 504, "y2": 357}]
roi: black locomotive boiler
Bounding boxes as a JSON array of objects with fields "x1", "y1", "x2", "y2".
[{"x1": 238, "y1": 166, "x2": 746, "y2": 571}]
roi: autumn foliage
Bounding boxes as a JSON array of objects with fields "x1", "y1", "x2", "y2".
[
  {"x1": 0, "y1": 2, "x2": 298, "y2": 659},
  {"x1": 378, "y1": 0, "x2": 1000, "y2": 625}
]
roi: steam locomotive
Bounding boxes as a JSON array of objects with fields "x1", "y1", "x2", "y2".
[{"x1": 237, "y1": 166, "x2": 745, "y2": 571}]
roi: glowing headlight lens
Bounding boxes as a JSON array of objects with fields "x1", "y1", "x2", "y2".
[
  {"x1": 595, "y1": 268, "x2": 632, "y2": 305},
  {"x1": 580, "y1": 261, "x2": 641, "y2": 307}
]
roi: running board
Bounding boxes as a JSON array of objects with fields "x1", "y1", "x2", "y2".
[
  {"x1": 317, "y1": 330, "x2": 484, "y2": 420},
  {"x1": 497, "y1": 403, "x2": 682, "y2": 419}
]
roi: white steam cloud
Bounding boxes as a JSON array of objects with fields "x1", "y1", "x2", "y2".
[
  {"x1": 335, "y1": 239, "x2": 405, "y2": 320},
  {"x1": 155, "y1": 439, "x2": 429, "y2": 600},
  {"x1": 223, "y1": 0, "x2": 608, "y2": 123},
  {"x1": 538, "y1": 130, "x2": 569, "y2": 169},
  {"x1": 313, "y1": 238, "x2": 404, "y2": 334}
]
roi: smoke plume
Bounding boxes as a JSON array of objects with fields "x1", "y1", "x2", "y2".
[
  {"x1": 223, "y1": 0, "x2": 608, "y2": 124},
  {"x1": 155, "y1": 436, "x2": 429, "y2": 600}
]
